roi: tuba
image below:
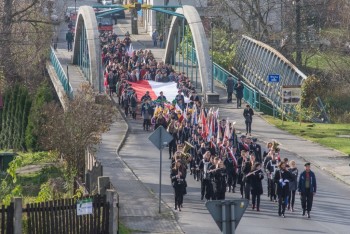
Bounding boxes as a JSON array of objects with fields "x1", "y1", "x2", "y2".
[{"x1": 178, "y1": 141, "x2": 194, "y2": 164}]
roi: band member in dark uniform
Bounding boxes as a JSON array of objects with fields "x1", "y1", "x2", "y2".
[
  {"x1": 193, "y1": 142, "x2": 206, "y2": 181},
  {"x1": 209, "y1": 158, "x2": 227, "y2": 200},
  {"x1": 167, "y1": 119, "x2": 178, "y2": 159},
  {"x1": 288, "y1": 160, "x2": 298, "y2": 212},
  {"x1": 224, "y1": 142, "x2": 237, "y2": 193},
  {"x1": 250, "y1": 137, "x2": 262, "y2": 163},
  {"x1": 274, "y1": 161, "x2": 293, "y2": 218},
  {"x1": 243, "y1": 153, "x2": 256, "y2": 201},
  {"x1": 199, "y1": 151, "x2": 212, "y2": 201},
  {"x1": 237, "y1": 150, "x2": 248, "y2": 198},
  {"x1": 247, "y1": 162, "x2": 264, "y2": 211},
  {"x1": 298, "y1": 162, "x2": 317, "y2": 218},
  {"x1": 170, "y1": 160, "x2": 186, "y2": 211},
  {"x1": 265, "y1": 152, "x2": 279, "y2": 202}
]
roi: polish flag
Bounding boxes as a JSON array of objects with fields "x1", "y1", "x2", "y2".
[
  {"x1": 130, "y1": 80, "x2": 189, "y2": 103},
  {"x1": 129, "y1": 80, "x2": 177, "y2": 102}
]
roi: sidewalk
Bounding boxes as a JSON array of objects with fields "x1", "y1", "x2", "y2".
[
  {"x1": 55, "y1": 20, "x2": 86, "y2": 92},
  {"x1": 95, "y1": 100, "x2": 183, "y2": 234}
]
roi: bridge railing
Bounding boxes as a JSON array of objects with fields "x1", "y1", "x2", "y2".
[
  {"x1": 187, "y1": 45, "x2": 257, "y2": 108},
  {"x1": 49, "y1": 47, "x2": 74, "y2": 99}
]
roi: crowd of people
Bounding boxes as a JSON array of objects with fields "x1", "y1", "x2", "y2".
[{"x1": 99, "y1": 30, "x2": 317, "y2": 218}]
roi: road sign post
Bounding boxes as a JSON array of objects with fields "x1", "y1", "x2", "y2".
[
  {"x1": 206, "y1": 199, "x2": 248, "y2": 234},
  {"x1": 148, "y1": 126, "x2": 173, "y2": 213}
]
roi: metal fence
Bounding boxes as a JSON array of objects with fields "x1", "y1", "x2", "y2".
[
  {"x1": 187, "y1": 45, "x2": 257, "y2": 108},
  {"x1": 49, "y1": 47, "x2": 74, "y2": 99}
]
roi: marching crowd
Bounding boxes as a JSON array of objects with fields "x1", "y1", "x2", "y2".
[{"x1": 99, "y1": 30, "x2": 317, "y2": 219}]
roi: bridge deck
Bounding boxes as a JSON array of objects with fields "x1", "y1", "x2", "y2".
[{"x1": 55, "y1": 21, "x2": 86, "y2": 93}]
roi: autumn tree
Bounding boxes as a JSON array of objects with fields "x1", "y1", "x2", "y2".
[
  {"x1": 39, "y1": 84, "x2": 116, "y2": 178},
  {"x1": 0, "y1": 0, "x2": 62, "y2": 87}
]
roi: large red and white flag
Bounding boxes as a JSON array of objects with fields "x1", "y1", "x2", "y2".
[{"x1": 129, "y1": 80, "x2": 189, "y2": 103}]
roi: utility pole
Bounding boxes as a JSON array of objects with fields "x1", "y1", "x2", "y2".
[
  {"x1": 131, "y1": 0, "x2": 138, "y2": 34},
  {"x1": 295, "y1": 0, "x2": 302, "y2": 68}
]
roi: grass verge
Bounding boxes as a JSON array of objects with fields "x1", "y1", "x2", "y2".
[
  {"x1": 119, "y1": 222, "x2": 133, "y2": 234},
  {"x1": 263, "y1": 116, "x2": 350, "y2": 155}
]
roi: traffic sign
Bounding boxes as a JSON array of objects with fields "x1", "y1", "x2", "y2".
[
  {"x1": 268, "y1": 74, "x2": 280, "y2": 82},
  {"x1": 148, "y1": 126, "x2": 173, "y2": 214},
  {"x1": 148, "y1": 126, "x2": 173, "y2": 150},
  {"x1": 206, "y1": 199, "x2": 249, "y2": 234}
]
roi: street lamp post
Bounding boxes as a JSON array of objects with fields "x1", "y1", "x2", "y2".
[
  {"x1": 75, "y1": 0, "x2": 77, "y2": 14},
  {"x1": 210, "y1": 20, "x2": 214, "y2": 93}
]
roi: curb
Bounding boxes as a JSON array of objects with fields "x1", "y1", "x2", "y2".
[
  {"x1": 108, "y1": 96, "x2": 130, "y2": 155},
  {"x1": 109, "y1": 97, "x2": 185, "y2": 233}
]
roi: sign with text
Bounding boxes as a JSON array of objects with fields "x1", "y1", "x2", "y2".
[
  {"x1": 268, "y1": 74, "x2": 280, "y2": 82},
  {"x1": 77, "y1": 198, "x2": 93, "y2": 216},
  {"x1": 282, "y1": 85, "x2": 301, "y2": 104}
]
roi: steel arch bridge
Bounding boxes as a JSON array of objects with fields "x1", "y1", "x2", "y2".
[
  {"x1": 233, "y1": 35, "x2": 307, "y2": 113},
  {"x1": 70, "y1": 4, "x2": 212, "y2": 96},
  {"x1": 50, "y1": 3, "x2": 312, "y2": 117}
]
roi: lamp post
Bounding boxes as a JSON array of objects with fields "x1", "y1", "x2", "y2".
[
  {"x1": 74, "y1": 0, "x2": 77, "y2": 13},
  {"x1": 210, "y1": 19, "x2": 214, "y2": 93}
]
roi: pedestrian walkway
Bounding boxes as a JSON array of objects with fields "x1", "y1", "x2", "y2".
[
  {"x1": 95, "y1": 109, "x2": 182, "y2": 233},
  {"x1": 53, "y1": 15, "x2": 86, "y2": 93}
]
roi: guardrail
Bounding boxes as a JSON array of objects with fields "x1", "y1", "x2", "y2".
[
  {"x1": 49, "y1": 47, "x2": 73, "y2": 99},
  {"x1": 187, "y1": 45, "x2": 257, "y2": 108}
]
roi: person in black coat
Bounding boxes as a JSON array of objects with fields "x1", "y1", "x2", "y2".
[
  {"x1": 170, "y1": 160, "x2": 186, "y2": 211},
  {"x1": 237, "y1": 150, "x2": 248, "y2": 198},
  {"x1": 199, "y1": 151, "x2": 213, "y2": 201},
  {"x1": 250, "y1": 138, "x2": 262, "y2": 163},
  {"x1": 243, "y1": 105, "x2": 254, "y2": 136},
  {"x1": 224, "y1": 147, "x2": 237, "y2": 193},
  {"x1": 225, "y1": 76, "x2": 234, "y2": 103},
  {"x1": 274, "y1": 161, "x2": 293, "y2": 218},
  {"x1": 234, "y1": 80, "x2": 244, "y2": 108},
  {"x1": 209, "y1": 158, "x2": 227, "y2": 200},
  {"x1": 298, "y1": 162, "x2": 317, "y2": 218},
  {"x1": 288, "y1": 160, "x2": 298, "y2": 212},
  {"x1": 243, "y1": 153, "x2": 256, "y2": 201},
  {"x1": 247, "y1": 162, "x2": 264, "y2": 211}
]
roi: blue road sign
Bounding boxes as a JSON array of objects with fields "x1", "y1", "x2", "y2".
[{"x1": 268, "y1": 74, "x2": 280, "y2": 82}]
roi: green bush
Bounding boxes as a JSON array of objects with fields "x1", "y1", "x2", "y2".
[{"x1": 25, "y1": 82, "x2": 53, "y2": 151}]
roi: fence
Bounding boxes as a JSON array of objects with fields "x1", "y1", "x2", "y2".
[
  {"x1": 4, "y1": 183, "x2": 118, "y2": 234},
  {"x1": 0, "y1": 203, "x2": 14, "y2": 234},
  {"x1": 187, "y1": 45, "x2": 258, "y2": 108},
  {"x1": 24, "y1": 195, "x2": 109, "y2": 234},
  {"x1": 49, "y1": 46, "x2": 74, "y2": 99}
]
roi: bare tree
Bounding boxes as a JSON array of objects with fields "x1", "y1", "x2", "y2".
[
  {"x1": 39, "y1": 84, "x2": 116, "y2": 178},
  {"x1": 0, "y1": 0, "x2": 57, "y2": 86},
  {"x1": 208, "y1": 0, "x2": 280, "y2": 41}
]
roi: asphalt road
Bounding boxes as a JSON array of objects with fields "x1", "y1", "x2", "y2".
[{"x1": 119, "y1": 111, "x2": 350, "y2": 234}]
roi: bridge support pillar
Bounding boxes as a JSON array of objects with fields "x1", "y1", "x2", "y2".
[{"x1": 206, "y1": 92, "x2": 220, "y2": 104}]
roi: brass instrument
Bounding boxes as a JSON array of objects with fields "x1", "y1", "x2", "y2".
[
  {"x1": 176, "y1": 141, "x2": 194, "y2": 164},
  {"x1": 167, "y1": 119, "x2": 175, "y2": 133}
]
